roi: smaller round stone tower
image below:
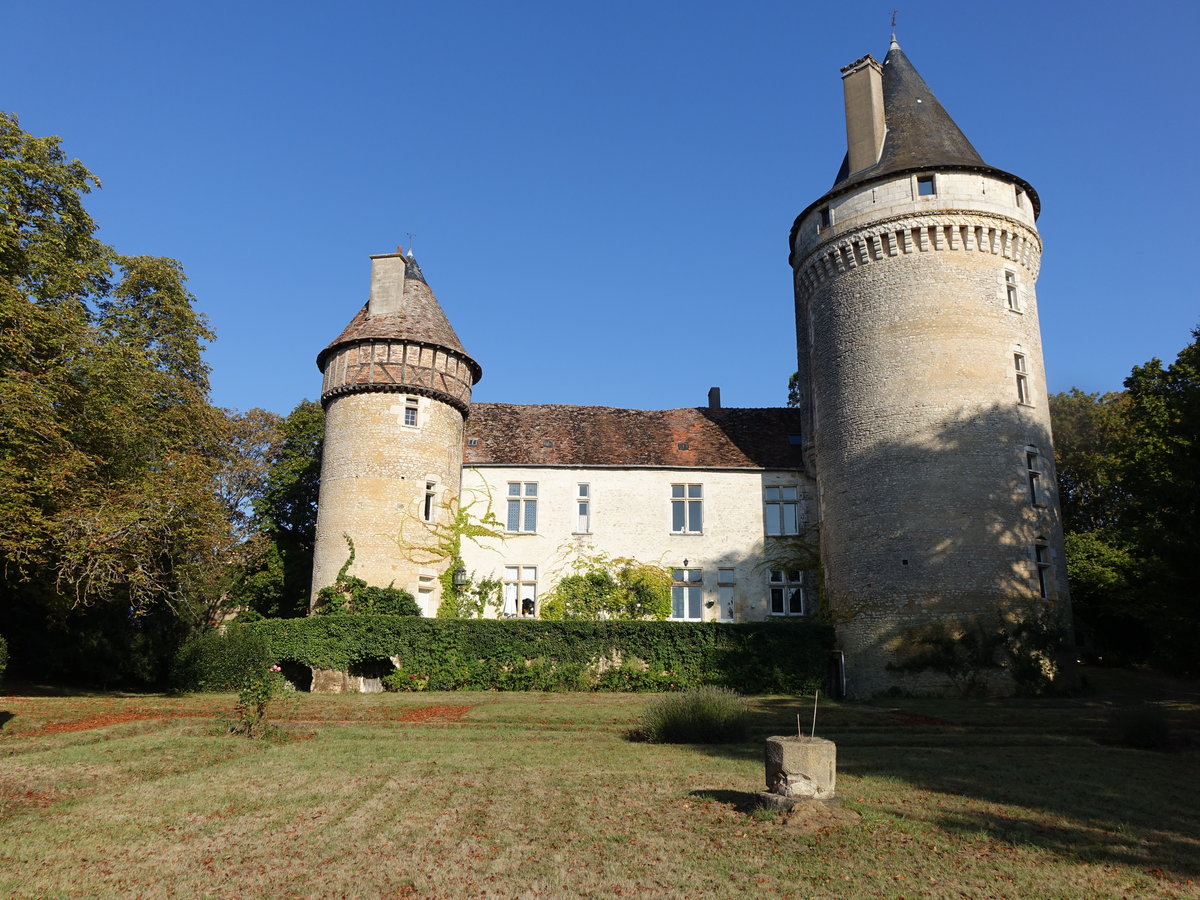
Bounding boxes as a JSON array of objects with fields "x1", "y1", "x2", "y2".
[
  {"x1": 790, "y1": 39, "x2": 1071, "y2": 695},
  {"x1": 310, "y1": 250, "x2": 481, "y2": 614}
]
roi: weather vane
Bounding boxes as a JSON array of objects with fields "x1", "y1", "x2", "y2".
[
  {"x1": 891, "y1": 9, "x2": 897, "y2": 30},
  {"x1": 406, "y1": 232, "x2": 415, "y2": 257}
]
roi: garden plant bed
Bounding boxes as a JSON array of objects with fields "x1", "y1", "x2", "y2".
[{"x1": 0, "y1": 670, "x2": 1197, "y2": 898}]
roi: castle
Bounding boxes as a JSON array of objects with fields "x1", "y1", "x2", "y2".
[{"x1": 310, "y1": 38, "x2": 1070, "y2": 696}]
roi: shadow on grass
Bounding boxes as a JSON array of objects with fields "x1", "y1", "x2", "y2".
[
  {"x1": 0, "y1": 711, "x2": 13, "y2": 730},
  {"x1": 669, "y1": 684, "x2": 1200, "y2": 880},
  {"x1": 687, "y1": 789, "x2": 762, "y2": 814}
]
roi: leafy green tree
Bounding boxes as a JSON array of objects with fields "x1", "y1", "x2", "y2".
[
  {"x1": 0, "y1": 112, "x2": 234, "y2": 684},
  {"x1": 1048, "y1": 389, "x2": 1132, "y2": 534},
  {"x1": 231, "y1": 400, "x2": 323, "y2": 618}
]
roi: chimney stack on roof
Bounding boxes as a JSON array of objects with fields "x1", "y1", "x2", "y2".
[
  {"x1": 367, "y1": 251, "x2": 407, "y2": 317},
  {"x1": 708, "y1": 386, "x2": 721, "y2": 410},
  {"x1": 840, "y1": 54, "x2": 886, "y2": 175}
]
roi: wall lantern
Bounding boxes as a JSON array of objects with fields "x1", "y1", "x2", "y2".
[{"x1": 452, "y1": 566, "x2": 469, "y2": 588}]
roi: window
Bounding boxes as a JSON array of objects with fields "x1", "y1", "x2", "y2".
[
  {"x1": 916, "y1": 174, "x2": 936, "y2": 196},
  {"x1": 1005, "y1": 270, "x2": 1020, "y2": 311},
  {"x1": 1025, "y1": 449, "x2": 1045, "y2": 507},
  {"x1": 404, "y1": 396, "x2": 419, "y2": 427},
  {"x1": 506, "y1": 482, "x2": 538, "y2": 533},
  {"x1": 1034, "y1": 540, "x2": 1050, "y2": 599},
  {"x1": 819, "y1": 206, "x2": 832, "y2": 229},
  {"x1": 764, "y1": 486, "x2": 800, "y2": 536},
  {"x1": 575, "y1": 483, "x2": 591, "y2": 533},
  {"x1": 717, "y1": 568, "x2": 735, "y2": 622},
  {"x1": 422, "y1": 481, "x2": 436, "y2": 522},
  {"x1": 1015, "y1": 188, "x2": 1026, "y2": 209},
  {"x1": 671, "y1": 568, "x2": 703, "y2": 620},
  {"x1": 503, "y1": 566, "x2": 537, "y2": 617},
  {"x1": 769, "y1": 570, "x2": 805, "y2": 616},
  {"x1": 1014, "y1": 353, "x2": 1031, "y2": 405},
  {"x1": 671, "y1": 484, "x2": 703, "y2": 534}
]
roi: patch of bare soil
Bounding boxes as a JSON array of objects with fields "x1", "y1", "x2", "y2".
[
  {"x1": 780, "y1": 799, "x2": 862, "y2": 834},
  {"x1": 395, "y1": 705, "x2": 473, "y2": 723}
]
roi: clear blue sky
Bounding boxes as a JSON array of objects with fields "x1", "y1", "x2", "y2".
[{"x1": 8, "y1": 0, "x2": 1198, "y2": 415}]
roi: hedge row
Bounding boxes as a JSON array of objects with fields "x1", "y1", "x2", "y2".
[{"x1": 173, "y1": 617, "x2": 834, "y2": 694}]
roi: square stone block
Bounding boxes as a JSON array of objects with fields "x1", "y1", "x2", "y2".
[{"x1": 765, "y1": 736, "x2": 837, "y2": 798}]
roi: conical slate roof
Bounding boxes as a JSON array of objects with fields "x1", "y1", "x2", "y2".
[
  {"x1": 832, "y1": 40, "x2": 986, "y2": 188},
  {"x1": 317, "y1": 253, "x2": 481, "y2": 382}
]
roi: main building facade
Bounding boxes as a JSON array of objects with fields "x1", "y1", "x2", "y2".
[{"x1": 310, "y1": 40, "x2": 1070, "y2": 695}]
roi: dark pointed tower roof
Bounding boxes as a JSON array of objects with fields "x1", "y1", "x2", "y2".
[
  {"x1": 833, "y1": 38, "x2": 986, "y2": 187},
  {"x1": 317, "y1": 251, "x2": 481, "y2": 383},
  {"x1": 795, "y1": 37, "x2": 1039, "y2": 239}
]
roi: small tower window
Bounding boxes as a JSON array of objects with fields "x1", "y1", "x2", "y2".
[
  {"x1": 1014, "y1": 353, "x2": 1032, "y2": 405},
  {"x1": 422, "y1": 481, "x2": 437, "y2": 522},
  {"x1": 404, "y1": 397, "x2": 419, "y2": 427},
  {"x1": 1025, "y1": 448, "x2": 1045, "y2": 507},
  {"x1": 1005, "y1": 270, "x2": 1020, "y2": 311},
  {"x1": 819, "y1": 207, "x2": 832, "y2": 229},
  {"x1": 1034, "y1": 538, "x2": 1051, "y2": 599},
  {"x1": 916, "y1": 174, "x2": 936, "y2": 196}
]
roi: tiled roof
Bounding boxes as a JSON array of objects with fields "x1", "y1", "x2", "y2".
[
  {"x1": 317, "y1": 257, "x2": 478, "y2": 377},
  {"x1": 464, "y1": 404, "x2": 805, "y2": 470}
]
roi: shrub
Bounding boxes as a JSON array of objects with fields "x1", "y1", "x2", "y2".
[
  {"x1": 635, "y1": 686, "x2": 750, "y2": 743},
  {"x1": 238, "y1": 617, "x2": 832, "y2": 693},
  {"x1": 229, "y1": 664, "x2": 286, "y2": 738},
  {"x1": 170, "y1": 627, "x2": 274, "y2": 692}
]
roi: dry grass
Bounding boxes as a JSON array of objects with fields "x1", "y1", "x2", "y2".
[{"x1": 0, "y1": 670, "x2": 1197, "y2": 899}]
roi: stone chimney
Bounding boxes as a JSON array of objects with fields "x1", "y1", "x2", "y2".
[
  {"x1": 840, "y1": 55, "x2": 886, "y2": 175},
  {"x1": 708, "y1": 386, "x2": 721, "y2": 410},
  {"x1": 367, "y1": 251, "x2": 407, "y2": 316}
]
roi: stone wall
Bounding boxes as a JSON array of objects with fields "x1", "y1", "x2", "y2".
[
  {"x1": 792, "y1": 171, "x2": 1070, "y2": 696},
  {"x1": 311, "y1": 390, "x2": 466, "y2": 611}
]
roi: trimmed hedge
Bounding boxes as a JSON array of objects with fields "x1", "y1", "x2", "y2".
[
  {"x1": 171, "y1": 617, "x2": 834, "y2": 694},
  {"x1": 171, "y1": 627, "x2": 275, "y2": 692}
]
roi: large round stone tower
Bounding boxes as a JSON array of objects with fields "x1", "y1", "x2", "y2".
[
  {"x1": 311, "y1": 250, "x2": 481, "y2": 614},
  {"x1": 790, "y1": 39, "x2": 1070, "y2": 694}
]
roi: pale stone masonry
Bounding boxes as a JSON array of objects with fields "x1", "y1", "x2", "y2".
[{"x1": 310, "y1": 37, "x2": 1071, "y2": 696}]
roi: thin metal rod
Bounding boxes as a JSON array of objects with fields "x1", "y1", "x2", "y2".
[{"x1": 810, "y1": 689, "x2": 819, "y2": 737}]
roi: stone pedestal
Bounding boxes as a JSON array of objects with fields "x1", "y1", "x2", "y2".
[{"x1": 763, "y1": 736, "x2": 836, "y2": 803}]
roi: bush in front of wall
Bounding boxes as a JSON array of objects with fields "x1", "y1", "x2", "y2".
[
  {"x1": 633, "y1": 686, "x2": 750, "y2": 743},
  {"x1": 239, "y1": 617, "x2": 831, "y2": 693},
  {"x1": 171, "y1": 627, "x2": 274, "y2": 692}
]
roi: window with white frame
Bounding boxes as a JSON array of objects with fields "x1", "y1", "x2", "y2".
[
  {"x1": 671, "y1": 568, "x2": 703, "y2": 620},
  {"x1": 1025, "y1": 448, "x2": 1045, "y2": 507},
  {"x1": 764, "y1": 486, "x2": 801, "y2": 536},
  {"x1": 422, "y1": 480, "x2": 437, "y2": 522},
  {"x1": 502, "y1": 566, "x2": 537, "y2": 617},
  {"x1": 575, "y1": 483, "x2": 591, "y2": 533},
  {"x1": 671, "y1": 484, "x2": 703, "y2": 534},
  {"x1": 768, "y1": 570, "x2": 805, "y2": 616},
  {"x1": 1034, "y1": 540, "x2": 1050, "y2": 599},
  {"x1": 1005, "y1": 269, "x2": 1020, "y2": 312},
  {"x1": 1014, "y1": 353, "x2": 1031, "y2": 405},
  {"x1": 403, "y1": 396, "x2": 419, "y2": 427},
  {"x1": 717, "y1": 568, "x2": 735, "y2": 622},
  {"x1": 506, "y1": 482, "x2": 538, "y2": 533}
]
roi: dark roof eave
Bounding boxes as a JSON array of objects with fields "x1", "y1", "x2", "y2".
[{"x1": 788, "y1": 162, "x2": 1040, "y2": 268}]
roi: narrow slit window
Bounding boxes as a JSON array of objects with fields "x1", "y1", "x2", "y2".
[
  {"x1": 1005, "y1": 270, "x2": 1020, "y2": 311},
  {"x1": 1034, "y1": 540, "x2": 1050, "y2": 599},
  {"x1": 1014, "y1": 353, "x2": 1031, "y2": 405},
  {"x1": 423, "y1": 481, "x2": 436, "y2": 522}
]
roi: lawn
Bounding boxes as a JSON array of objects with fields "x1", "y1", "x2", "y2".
[{"x1": 1, "y1": 670, "x2": 1198, "y2": 899}]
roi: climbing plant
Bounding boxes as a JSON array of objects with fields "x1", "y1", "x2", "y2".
[
  {"x1": 540, "y1": 548, "x2": 672, "y2": 621},
  {"x1": 311, "y1": 535, "x2": 420, "y2": 616}
]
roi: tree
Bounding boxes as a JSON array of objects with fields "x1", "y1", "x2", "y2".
[
  {"x1": 1047, "y1": 389, "x2": 1131, "y2": 534},
  {"x1": 231, "y1": 400, "x2": 324, "y2": 618},
  {"x1": 540, "y1": 551, "x2": 672, "y2": 621},
  {"x1": 0, "y1": 112, "x2": 234, "y2": 684}
]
